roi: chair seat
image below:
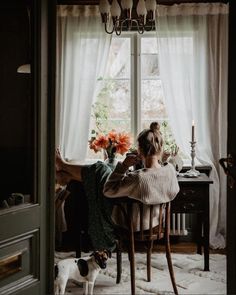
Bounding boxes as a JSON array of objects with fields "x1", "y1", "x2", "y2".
[{"x1": 115, "y1": 225, "x2": 164, "y2": 241}]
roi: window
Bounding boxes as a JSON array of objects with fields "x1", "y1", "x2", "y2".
[{"x1": 87, "y1": 33, "x2": 175, "y2": 160}]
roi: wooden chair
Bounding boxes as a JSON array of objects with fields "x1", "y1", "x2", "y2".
[{"x1": 114, "y1": 198, "x2": 178, "y2": 295}]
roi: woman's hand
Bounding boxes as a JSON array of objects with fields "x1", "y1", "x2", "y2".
[
  {"x1": 162, "y1": 151, "x2": 171, "y2": 163},
  {"x1": 122, "y1": 153, "x2": 142, "y2": 169}
]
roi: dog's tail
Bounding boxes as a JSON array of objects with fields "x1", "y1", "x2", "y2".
[{"x1": 54, "y1": 264, "x2": 59, "y2": 280}]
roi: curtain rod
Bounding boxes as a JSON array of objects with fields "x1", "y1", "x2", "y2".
[{"x1": 57, "y1": 0, "x2": 228, "y2": 5}]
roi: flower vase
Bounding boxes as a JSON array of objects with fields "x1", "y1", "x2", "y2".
[
  {"x1": 104, "y1": 156, "x2": 118, "y2": 167},
  {"x1": 103, "y1": 150, "x2": 118, "y2": 167}
]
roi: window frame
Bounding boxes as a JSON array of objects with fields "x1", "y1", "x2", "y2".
[
  {"x1": 87, "y1": 32, "x2": 172, "y2": 161},
  {"x1": 128, "y1": 32, "x2": 163, "y2": 137}
]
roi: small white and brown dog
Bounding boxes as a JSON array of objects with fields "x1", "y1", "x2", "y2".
[{"x1": 54, "y1": 250, "x2": 111, "y2": 295}]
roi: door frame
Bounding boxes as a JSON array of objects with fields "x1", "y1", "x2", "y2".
[
  {"x1": 40, "y1": 0, "x2": 57, "y2": 293},
  {"x1": 227, "y1": 1, "x2": 236, "y2": 294}
]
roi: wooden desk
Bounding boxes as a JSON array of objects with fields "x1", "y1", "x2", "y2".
[{"x1": 172, "y1": 173, "x2": 213, "y2": 271}]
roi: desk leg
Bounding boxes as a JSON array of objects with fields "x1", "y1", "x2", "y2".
[
  {"x1": 203, "y1": 187, "x2": 210, "y2": 271},
  {"x1": 197, "y1": 213, "x2": 202, "y2": 255}
]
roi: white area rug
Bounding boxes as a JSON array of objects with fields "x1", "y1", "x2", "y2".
[{"x1": 55, "y1": 251, "x2": 226, "y2": 294}]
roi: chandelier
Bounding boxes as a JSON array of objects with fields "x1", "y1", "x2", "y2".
[{"x1": 99, "y1": 0, "x2": 157, "y2": 35}]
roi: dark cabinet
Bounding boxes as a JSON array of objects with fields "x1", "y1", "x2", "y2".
[{"x1": 172, "y1": 174, "x2": 213, "y2": 271}]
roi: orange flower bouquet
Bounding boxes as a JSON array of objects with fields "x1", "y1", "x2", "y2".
[{"x1": 89, "y1": 130, "x2": 132, "y2": 161}]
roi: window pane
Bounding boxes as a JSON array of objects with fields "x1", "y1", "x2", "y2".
[
  {"x1": 87, "y1": 37, "x2": 131, "y2": 160},
  {"x1": 141, "y1": 35, "x2": 168, "y2": 128},
  {"x1": 141, "y1": 80, "x2": 168, "y2": 124},
  {"x1": 141, "y1": 37, "x2": 159, "y2": 77},
  {"x1": 141, "y1": 37, "x2": 158, "y2": 54},
  {"x1": 140, "y1": 37, "x2": 177, "y2": 154},
  {"x1": 141, "y1": 55, "x2": 159, "y2": 77},
  {"x1": 105, "y1": 38, "x2": 130, "y2": 79},
  {"x1": 95, "y1": 79, "x2": 131, "y2": 132}
]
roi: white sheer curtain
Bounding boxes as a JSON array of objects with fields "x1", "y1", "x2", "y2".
[
  {"x1": 56, "y1": 5, "x2": 111, "y2": 162},
  {"x1": 155, "y1": 3, "x2": 228, "y2": 248}
]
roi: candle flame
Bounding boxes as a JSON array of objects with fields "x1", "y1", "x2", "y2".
[{"x1": 192, "y1": 120, "x2": 195, "y2": 126}]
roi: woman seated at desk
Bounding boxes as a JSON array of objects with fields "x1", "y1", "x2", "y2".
[{"x1": 56, "y1": 122, "x2": 179, "y2": 251}]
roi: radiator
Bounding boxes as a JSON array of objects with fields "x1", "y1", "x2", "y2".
[{"x1": 170, "y1": 213, "x2": 188, "y2": 236}]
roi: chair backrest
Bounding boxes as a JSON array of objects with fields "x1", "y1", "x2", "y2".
[{"x1": 118, "y1": 199, "x2": 171, "y2": 242}]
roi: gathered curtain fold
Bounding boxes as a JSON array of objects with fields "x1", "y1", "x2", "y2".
[
  {"x1": 155, "y1": 3, "x2": 228, "y2": 248},
  {"x1": 56, "y1": 5, "x2": 112, "y2": 163}
]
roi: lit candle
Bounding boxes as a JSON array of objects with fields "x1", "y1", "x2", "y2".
[{"x1": 192, "y1": 120, "x2": 195, "y2": 142}]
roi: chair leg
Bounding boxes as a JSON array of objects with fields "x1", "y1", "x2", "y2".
[
  {"x1": 129, "y1": 245, "x2": 135, "y2": 295},
  {"x1": 165, "y1": 238, "x2": 178, "y2": 295},
  {"x1": 128, "y1": 207, "x2": 136, "y2": 295},
  {"x1": 116, "y1": 240, "x2": 122, "y2": 284},
  {"x1": 127, "y1": 245, "x2": 131, "y2": 261},
  {"x1": 147, "y1": 241, "x2": 153, "y2": 282}
]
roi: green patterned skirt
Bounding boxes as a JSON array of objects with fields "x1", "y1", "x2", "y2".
[{"x1": 81, "y1": 161, "x2": 116, "y2": 251}]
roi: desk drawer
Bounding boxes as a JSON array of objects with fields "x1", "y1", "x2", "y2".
[{"x1": 172, "y1": 186, "x2": 205, "y2": 213}]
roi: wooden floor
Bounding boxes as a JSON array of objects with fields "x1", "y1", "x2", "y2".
[
  {"x1": 158, "y1": 241, "x2": 226, "y2": 255},
  {"x1": 56, "y1": 239, "x2": 226, "y2": 255}
]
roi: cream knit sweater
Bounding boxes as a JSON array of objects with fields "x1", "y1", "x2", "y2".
[{"x1": 103, "y1": 162, "x2": 180, "y2": 231}]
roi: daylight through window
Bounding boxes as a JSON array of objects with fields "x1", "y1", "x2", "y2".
[{"x1": 87, "y1": 33, "x2": 176, "y2": 160}]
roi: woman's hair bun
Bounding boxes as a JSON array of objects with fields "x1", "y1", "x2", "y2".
[
  {"x1": 150, "y1": 121, "x2": 160, "y2": 132},
  {"x1": 137, "y1": 121, "x2": 163, "y2": 157}
]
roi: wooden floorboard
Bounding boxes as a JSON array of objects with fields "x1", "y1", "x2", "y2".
[
  {"x1": 157, "y1": 242, "x2": 226, "y2": 254},
  {"x1": 56, "y1": 240, "x2": 226, "y2": 255}
]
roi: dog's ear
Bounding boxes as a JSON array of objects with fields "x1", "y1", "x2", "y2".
[
  {"x1": 104, "y1": 249, "x2": 112, "y2": 258},
  {"x1": 77, "y1": 259, "x2": 89, "y2": 277},
  {"x1": 90, "y1": 251, "x2": 98, "y2": 257},
  {"x1": 54, "y1": 264, "x2": 59, "y2": 279}
]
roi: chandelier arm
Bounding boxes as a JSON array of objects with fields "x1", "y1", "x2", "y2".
[
  {"x1": 104, "y1": 22, "x2": 115, "y2": 34},
  {"x1": 116, "y1": 30, "x2": 122, "y2": 36},
  {"x1": 135, "y1": 19, "x2": 145, "y2": 34},
  {"x1": 116, "y1": 19, "x2": 129, "y2": 36},
  {"x1": 144, "y1": 20, "x2": 155, "y2": 32}
]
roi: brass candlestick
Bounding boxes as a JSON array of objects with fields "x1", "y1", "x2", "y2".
[{"x1": 185, "y1": 140, "x2": 200, "y2": 177}]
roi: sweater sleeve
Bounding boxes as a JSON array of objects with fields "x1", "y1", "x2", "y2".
[
  {"x1": 103, "y1": 162, "x2": 139, "y2": 198},
  {"x1": 168, "y1": 163, "x2": 180, "y2": 199}
]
